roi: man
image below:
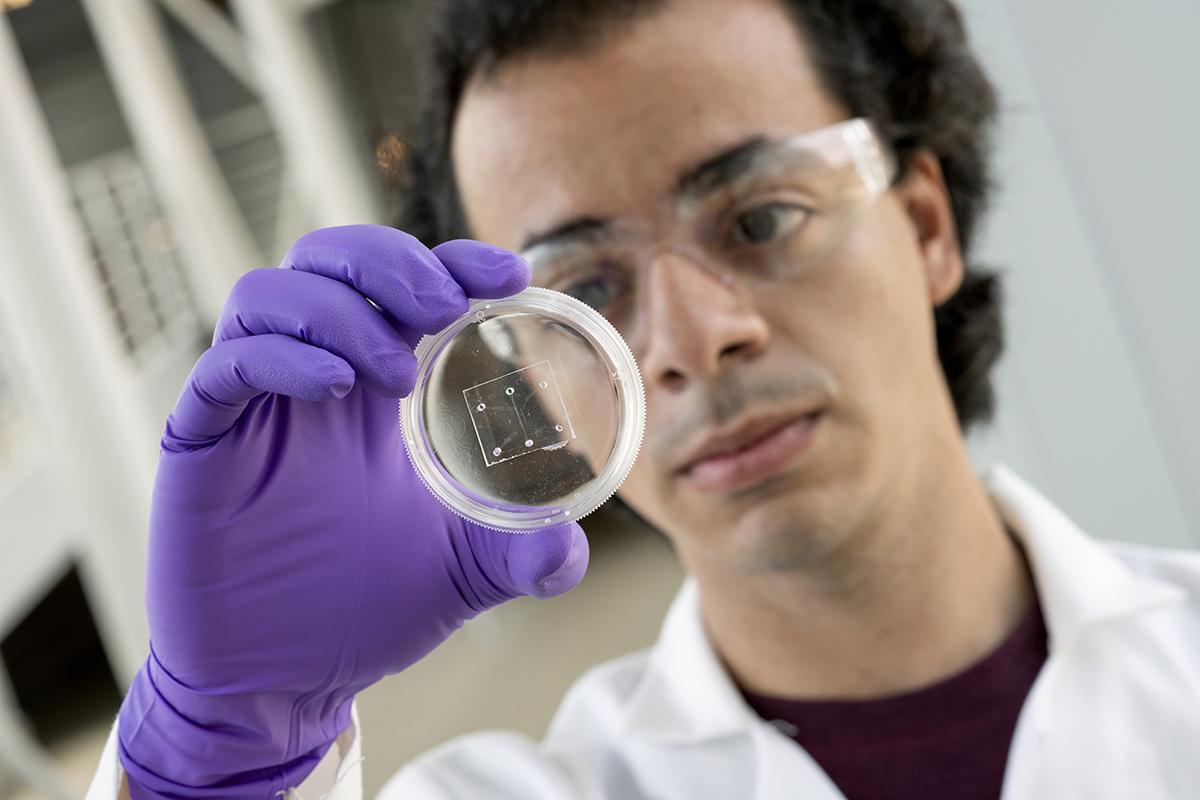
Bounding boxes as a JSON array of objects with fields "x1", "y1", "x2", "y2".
[{"x1": 89, "y1": 0, "x2": 1200, "y2": 798}]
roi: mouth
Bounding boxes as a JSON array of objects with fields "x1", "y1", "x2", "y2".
[{"x1": 677, "y1": 410, "x2": 824, "y2": 494}]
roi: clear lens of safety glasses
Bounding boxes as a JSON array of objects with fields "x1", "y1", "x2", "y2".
[
  {"x1": 401, "y1": 287, "x2": 645, "y2": 531},
  {"x1": 522, "y1": 118, "x2": 895, "y2": 332}
]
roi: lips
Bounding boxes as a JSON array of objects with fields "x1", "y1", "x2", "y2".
[{"x1": 679, "y1": 411, "x2": 823, "y2": 494}]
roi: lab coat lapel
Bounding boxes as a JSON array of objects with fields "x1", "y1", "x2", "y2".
[
  {"x1": 984, "y1": 464, "x2": 1190, "y2": 800},
  {"x1": 620, "y1": 581, "x2": 848, "y2": 799},
  {"x1": 619, "y1": 580, "x2": 746, "y2": 743},
  {"x1": 1001, "y1": 629, "x2": 1194, "y2": 800},
  {"x1": 750, "y1": 722, "x2": 848, "y2": 800}
]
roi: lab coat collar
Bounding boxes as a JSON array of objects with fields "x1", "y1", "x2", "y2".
[
  {"x1": 620, "y1": 463, "x2": 1186, "y2": 745},
  {"x1": 619, "y1": 577, "x2": 752, "y2": 743},
  {"x1": 981, "y1": 463, "x2": 1185, "y2": 650}
]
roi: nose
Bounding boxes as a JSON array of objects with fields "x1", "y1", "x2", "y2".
[{"x1": 636, "y1": 250, "x2": 770, "y2": 393}]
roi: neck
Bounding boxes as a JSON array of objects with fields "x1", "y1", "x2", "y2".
[{"x1": 692, "y1": 422, "x2": 1034, "y2": 700}]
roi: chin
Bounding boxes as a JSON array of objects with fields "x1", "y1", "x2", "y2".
[
  {"x1": 662, "y1": 474, "x2": 846, "y2": 572},
  {"x1": 728, "y1": 489, "x2": 850, "y2": 571}
]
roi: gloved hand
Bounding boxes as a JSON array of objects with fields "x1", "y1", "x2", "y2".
[{"x1": 116, "y1": 225, "x2": 589, "y2": 799}]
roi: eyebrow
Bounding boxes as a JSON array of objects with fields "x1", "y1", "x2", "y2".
[
  {"x1": 519, "y1": 135, "x2": 771, "y2": 252},
  {"x1": 520, "y1": 216, "x2": 612, "y2": 253},
  {"x1": 677, "y1": 135, "x2": 771, "y2": 200}
]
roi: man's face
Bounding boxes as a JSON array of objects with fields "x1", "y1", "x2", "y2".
[{"x1": 452, "y1": 0, "x2": 963, "y2": 571}]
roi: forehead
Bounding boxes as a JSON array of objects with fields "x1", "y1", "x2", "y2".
[{"x1": 451, "y1": 0, "x2": 848, "y2": 252}]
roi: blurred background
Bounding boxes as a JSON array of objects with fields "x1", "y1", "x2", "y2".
[{"x1": 0, "y1": 0, "x2": 1195, "y2": 796}]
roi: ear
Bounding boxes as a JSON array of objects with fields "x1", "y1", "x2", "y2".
[{"x1": 896, "y1": 150, "x2": 964, "y2": 307}]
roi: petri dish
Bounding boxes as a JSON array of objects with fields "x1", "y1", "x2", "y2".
[{"x1": 400, "y1": 287, "x2": 645, "y2": 532}]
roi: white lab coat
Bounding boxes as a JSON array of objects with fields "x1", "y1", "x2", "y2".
[{"x1": 87, "y1": 464, "x2": 1200, "y2": 799}]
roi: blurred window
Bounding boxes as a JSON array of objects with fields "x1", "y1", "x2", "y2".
[{"x1": 68, "y1": 151, "x2": 205, "y2": 369}]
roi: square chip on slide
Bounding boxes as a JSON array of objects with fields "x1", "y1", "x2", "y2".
[{"x1": 463, "y1": 359, "x2": 576, "y2": 466}]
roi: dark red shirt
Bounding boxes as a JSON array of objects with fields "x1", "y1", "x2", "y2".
[{"x1": 740, "y1": 600, "x2": 1048, "y2": 800}]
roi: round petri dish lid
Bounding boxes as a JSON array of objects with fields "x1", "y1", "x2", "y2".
[{"x1": 401, "y1": 287, "x2": 645, "y2": 532}]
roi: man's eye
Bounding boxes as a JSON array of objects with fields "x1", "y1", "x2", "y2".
[
  {"x1": 729, "y1": 203, "x2": 810, "y2": 246},
  {"x1": 563, "y1": 274, "x2": 622, "y2": 313}
]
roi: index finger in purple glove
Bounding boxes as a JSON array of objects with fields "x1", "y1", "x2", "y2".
[
  {"x1": 280, "y1": 225, "x2": 469, "y2": 337},
  {"x1": 431, "y1": 239, "x2": 532, "y2": 299},
  {"x1": 214, "y1": 268, "x2": 417, "y2": 398},
  {"x1": 163, "y1": 334, "x2": 354, "y2": 451}
]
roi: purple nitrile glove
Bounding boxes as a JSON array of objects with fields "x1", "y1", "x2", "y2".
[{"x1": 116, "y1": 225, "x2": 589, "y2": 799}]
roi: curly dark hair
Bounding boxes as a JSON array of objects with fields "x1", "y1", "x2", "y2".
[{"x1": 399, "y1": 0, "x2": 1004, "y2": 433}]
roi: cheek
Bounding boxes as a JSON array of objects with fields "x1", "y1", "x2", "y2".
[
  {"x1": 763, "y1": 222, "x2": 935, "y2": 423},
  {"x1": 616, "y1": 445, "x2": 672, "y2": 524}
]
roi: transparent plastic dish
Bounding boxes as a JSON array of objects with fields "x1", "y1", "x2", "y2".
[{"x1": 400, "y1": 287, "x2": 645, "y2": 532}]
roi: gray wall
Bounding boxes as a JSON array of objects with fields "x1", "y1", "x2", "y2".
[{"x1": 961, "y1": 1, "x2": 1198, "y2": 548}]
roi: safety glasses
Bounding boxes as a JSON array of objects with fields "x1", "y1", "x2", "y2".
[{"x1": 524, "y1": 118, "x2": 896, "y2": 343}]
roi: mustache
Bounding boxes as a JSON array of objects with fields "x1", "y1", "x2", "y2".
[{"x1": 652, "y1": 363, "x2": 835, "y2": 460}]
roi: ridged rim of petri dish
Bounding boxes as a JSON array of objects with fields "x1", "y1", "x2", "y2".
[{"x1": 400, "y1": 287, "x2": 645, "y2": 532}]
